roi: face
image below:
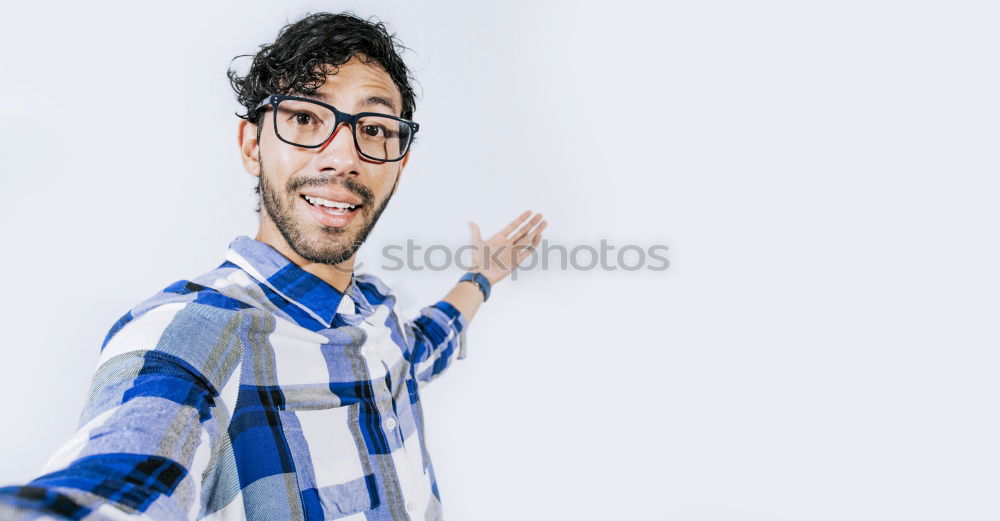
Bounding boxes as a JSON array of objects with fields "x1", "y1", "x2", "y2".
[{"x1": 242, "y1": 56, "x2": 408, "y2": 266}]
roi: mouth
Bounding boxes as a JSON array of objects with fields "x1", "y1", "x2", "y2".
[
  {"x1": 301, "y1": 194, "x2": 364, "y2": 228},
  {"x1": 302, "y1": 194, "x2": 362, "y2": 215}
]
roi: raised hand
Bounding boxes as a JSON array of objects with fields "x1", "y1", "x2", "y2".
[{"x1": 467, "y1": 210, "x2": 547, "y2": 285}]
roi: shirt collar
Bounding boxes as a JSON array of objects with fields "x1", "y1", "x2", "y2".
[{"x1": 223, "y1": 235, "x2": 358, "y2": 328}]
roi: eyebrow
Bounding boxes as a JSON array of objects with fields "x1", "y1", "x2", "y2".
[
  {"x1": 359, "y1": 95, "x2": 398, "y2": 114},
  {"x1": 297, "y1": 91, "x2": 398, "y2": 115}
]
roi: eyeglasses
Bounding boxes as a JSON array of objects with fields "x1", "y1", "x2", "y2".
[{"x1": 253, "y1": 93, "x2": 419, "y2": 162}]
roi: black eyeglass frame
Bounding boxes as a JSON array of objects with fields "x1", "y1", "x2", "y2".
[{"x1": 253, "y1": 93, "x2": 420, "y2": 163}]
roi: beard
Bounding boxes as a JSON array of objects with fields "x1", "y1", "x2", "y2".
[{"x1": 259, "y1": 164, "x2": 397, "y2": 266}]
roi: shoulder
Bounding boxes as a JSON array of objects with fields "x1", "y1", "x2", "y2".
[
  {"x1": 100, "y1": 275, "x2": 261, "y2": 350},
  {"x1": 97, "y1": 265, "x2": 273, "y2": 393}
]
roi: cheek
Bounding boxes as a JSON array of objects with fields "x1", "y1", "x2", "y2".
[
  {"x1": 260, "y1": 140, "x2": 310, "y2": 185},
  {"x1": 368, "y1": 166, "x2": 401, "y2": 199}
]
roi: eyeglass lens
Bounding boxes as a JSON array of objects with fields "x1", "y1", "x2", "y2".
[{"x1": 273, "y1": 99, "x2": 411, "y2": 161}]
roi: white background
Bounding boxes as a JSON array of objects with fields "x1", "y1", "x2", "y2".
[{"x1": 1, "y1": 1, "x2": 998, "y2": 520}]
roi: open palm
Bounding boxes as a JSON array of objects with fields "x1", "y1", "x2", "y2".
[{"x1": 467, "y1": 210, "x2": 547, "y2": 285}]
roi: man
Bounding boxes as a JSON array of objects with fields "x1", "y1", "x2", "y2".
[{"x1": 0, "y1": 12, "x2": 545, "y2": 521}]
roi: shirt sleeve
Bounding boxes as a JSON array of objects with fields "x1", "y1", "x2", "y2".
[
  {"x1": 400, "y1": 300, "x2": 468, "y2": 386},
  {"x1": 0, "y1": 300, "x2": 239, "y2": 521}
]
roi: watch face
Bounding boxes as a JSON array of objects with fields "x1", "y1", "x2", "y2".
[{"x1": 461, "y1": 273, "x2": 489, "y2": 301}]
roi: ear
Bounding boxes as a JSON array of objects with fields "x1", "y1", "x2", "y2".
[
  {"x1": 398, "y1": 148, "x2": 410, "y2": 175},
  {"x1": 237, "y1": 119, "x2": 261, "y2": 177},
  {"x1": 387, "y1": 149, "x2": 411, "y2": 199}
]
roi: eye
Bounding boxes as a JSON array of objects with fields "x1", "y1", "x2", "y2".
[
  {"x1": 294, "y1": 113, "x2": 313, "y2": 125},
  {"x1": 361, "y1": 124, "x2": 385, "y2": 138}
]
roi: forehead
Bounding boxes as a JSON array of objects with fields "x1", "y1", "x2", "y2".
[{"x1": 308, "y1": 57, "x2": 402, "y2": 115}]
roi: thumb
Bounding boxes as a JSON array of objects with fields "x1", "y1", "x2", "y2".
[{"x1": 468, "y1": 221, "x2": 482, "y2": 243}]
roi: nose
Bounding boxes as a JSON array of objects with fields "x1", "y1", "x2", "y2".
[{"x1": 315, "y1": 121, "x2": 360, "y2": 175}]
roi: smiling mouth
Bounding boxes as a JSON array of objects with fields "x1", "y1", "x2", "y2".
[{"x1": 302, "y1": 195, "x2": 363, "y2": 216}]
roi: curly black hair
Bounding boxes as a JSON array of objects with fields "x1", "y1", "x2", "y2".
[{"x1": 228, "y1": 12, "x2": 417, "y2": 130}]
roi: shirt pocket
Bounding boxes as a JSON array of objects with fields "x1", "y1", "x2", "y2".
[{"x1": 284, "y1": 403, "x2": 381, "y2": 518}]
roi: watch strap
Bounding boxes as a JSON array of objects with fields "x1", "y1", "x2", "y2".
[{"x1": 459, "y1": 271, "x2": 491, "y2": 302}]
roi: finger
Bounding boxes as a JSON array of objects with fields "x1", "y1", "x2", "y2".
[
  {"x1": 511, "y1": 213, "x2": 542, "y2": 240},
  {"x1": 514, "y1": 219, "x2": 546, "y2": 246},
  {"x1": 497, "y1": 210, "x2": 532, "y2": 240},
  {"x1": 514, "y1": 230, "x2": 544, "y2": 270},
  {"x1": 515, "y1": 233, "x2": 543, "y2": 263},
  {"x1": 509, "y1": 213, "x2": 543, "y2": 243},
  {"x1": 468, "y1": 221, "x2": 482, "y2": 243}
]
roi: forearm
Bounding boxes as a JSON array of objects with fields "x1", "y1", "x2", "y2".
[{"x1": 441, "y1": 277, "x2": 485, "y2": 325}]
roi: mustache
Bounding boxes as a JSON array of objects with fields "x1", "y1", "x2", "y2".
[{"x1": 287, "y1": 175, "x2": 374, "y2": 205}]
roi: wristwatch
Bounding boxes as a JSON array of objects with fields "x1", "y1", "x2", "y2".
[{"x1": 459, "y1": 271, "x2": 491, "y2": 302}]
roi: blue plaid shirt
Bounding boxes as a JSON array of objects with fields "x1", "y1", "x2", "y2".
[{"x1": 0, "y1": 235, "x2": 468, "y2": 521}]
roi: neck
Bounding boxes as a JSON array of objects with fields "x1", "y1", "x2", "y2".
[{"x1": 255, "y1": 221, "x2": 355, "y2": 293}]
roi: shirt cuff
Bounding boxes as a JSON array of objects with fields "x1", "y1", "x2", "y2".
[{"x1": 430, "y1": 300, "x2": 468, "y2": 360}]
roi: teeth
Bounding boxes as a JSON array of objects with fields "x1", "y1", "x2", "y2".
[{"x1": 305, "y1": 195, "x2": 357, "y2": 210}]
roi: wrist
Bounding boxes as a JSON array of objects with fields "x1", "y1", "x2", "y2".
[{"x1": 459, "y1": 271, "x2": 491, "y2": 302}]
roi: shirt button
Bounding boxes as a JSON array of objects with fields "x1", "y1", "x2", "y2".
[
  {"x1": 406, "y1": 500, "x2": 417, "y2": 512},
  {"x1": 384, "y1": 417, "x2": 397, "y2": 431}
]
